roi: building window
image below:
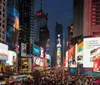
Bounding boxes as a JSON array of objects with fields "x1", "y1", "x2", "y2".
[
  {"x1": 3, "y1": 8, "x2": 5, "y2": 12},
  {"x1": 0, "y1": 23, "x2": 1, "y2": 26},
  {"x1": 0, "y1": 5, "x2": 2, "y2": 9},
  {"x1": 2, "y1": 25, "x2": 4, "y2": 28},
  {"x1": 0, "y1": 11, "x2": 1, "y2": 15},
  {"x1": 3, "y1": 14, "x2": 5, "y2": 17},
  {"x1": 0, "y1": 0, "x2": 2, "y2": 3}
]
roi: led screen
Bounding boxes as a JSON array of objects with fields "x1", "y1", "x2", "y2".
[
  {"x1": 83, "y1": 37, "x2": 100, "y2": 72},
  {"x1": 6, "y1": 51, "x2": 17, "y2": 66},
  {"x1": 0, "y1": 43, "x2": 8, "y2": 60},
  {"x1": 40, "y1": 47, "x2": 44, "y2": 58},
  {"x1": 68, "y1": 45, "x2": 77, "y2": 67},
  {"x1": 6, "y1": 7, "x2": 19, "y2": 48},
  {"x1": 77, "y1": 42, "x2": 83, "y2": 64},
  {"x1": 32, "y1": 44, "x2": 40, "y2": 56}
]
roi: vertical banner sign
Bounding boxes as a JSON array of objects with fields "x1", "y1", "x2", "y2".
[
  {"x1": 56, "y1": 34, "x2": 61, "y2": 66},
  {"x1": 68, "y1": 45, "x2": 77, "y2": 67},
  {"x1": 21, "y1": 43, "x2": 26, "y2": 57},
  {"x1": 77, "y1": 42, "x2": 83, "y2": 64}
]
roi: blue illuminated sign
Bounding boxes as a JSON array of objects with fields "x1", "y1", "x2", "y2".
[{"x1": 32, "y1": 44, "x2": 40, "y2": 56}]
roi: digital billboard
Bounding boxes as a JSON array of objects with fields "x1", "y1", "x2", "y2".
[
  {"x1": 83, "y1": 37, "x2": 100, "y2": 72},
  {"x1": 6, "y1": 51, "x2": 17, "y2": 66},
  {"x1": 56, "y1": 34, "x2": 62, "y2": 66},
  {"x1": 40, "y1": 47, "x2": 44, "y2": 58},
  {"x1": 21, "y1": 43, "x2": 27, "y2": 57},
  {"x1": 0, "y1": 43, "x2": 8, "y2": 60},
  {"x1": 7, "y1": 7, "x2": 19, "y2": 48},
  {"x1": 68, "y1": 45, "x2": 77, "y2": 67},
  {"x1": 77, "y1": 42, "x2": 83, "y2": 64},
  {"x1": 32, "y1": 44, "x2": 40, "y2": 56},
  {"x1": 33, "y1": 57, "x2": 44, "y2": 66}
]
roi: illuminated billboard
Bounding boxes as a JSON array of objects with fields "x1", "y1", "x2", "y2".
[
  {"x1": 77, "y1": 42, "x2": 83, "y2": 64},
  {"x1": 6, "y1": 51, "x2": 17, "y2": 66},
  {"x1": 83, "y1": 37, "x2": 100, "y2": 72},
  {"x1": 0, "y1": 43, "x2": 8, "y2": 60},
  {"x1": 68, "y1": 45, "x2": 77, "y2": 67},
  {"x1": 40, "y1": 47, "x2": 44, "y2": 58},
  {"x1": 21, "y1": 43, "x2": 27, "y2": 57},
  {"x1": 7, "y1": 7, "x2": 19, "y2": 48},
  {"x1": 32, "y1": 44, "x2": 40, "y2": 56},
  {"x1": 56, "y1": 34, "x2": 62, "y2": 66}
]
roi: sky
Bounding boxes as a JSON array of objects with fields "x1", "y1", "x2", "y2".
[{"x1": 34, "y1": 0, "x2": 73, "y2": 55}]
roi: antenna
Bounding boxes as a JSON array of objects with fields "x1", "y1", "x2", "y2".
[{"x1": 40, "y1": 0, "x2": 42, "y2": 10}]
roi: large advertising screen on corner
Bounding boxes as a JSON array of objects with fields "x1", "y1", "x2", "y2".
[{"x1": 83, "y1": 37, "x2": 100, "y2": 72}]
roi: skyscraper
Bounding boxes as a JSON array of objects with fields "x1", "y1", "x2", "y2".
[
  {"x1": 34, "y1": 0, "x2": 48, "y2": 48},
  {"x1": 73, "y1": 0, "x2": 100, "y2": 37},
  {"x1": 7, "y1": 0, "x2": 19, "y2": 50},
  {"x1": 34, "y1": 9, "x2": 48, "y2": 43},
  {"x1": 19, "y1": 0, "x2": 34, "y2": 54},
  {"x1": 55, "y1": 22, "x2": 63, "y2": 66},
  {"x1": 0, "y1": 0, "x2": 7, "y2": 43}
]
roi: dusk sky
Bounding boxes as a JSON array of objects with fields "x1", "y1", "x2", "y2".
[{"x1": 34, "y1": 0, "x2": 73, "y2": 55}]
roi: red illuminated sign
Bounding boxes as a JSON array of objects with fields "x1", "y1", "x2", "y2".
[{"x1": 36, "y1": 12, "x2": 42, "y2": 16}]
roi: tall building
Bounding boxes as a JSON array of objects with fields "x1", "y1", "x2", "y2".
[
  {"x1": 55, "y1": 22, "x2": 63, "y2": 66},
  {"x1": 34, "y1": 9, "x2": 48, "y2": 43},
  {"x1": 19, "y1": 0, "x2": 34, "y2": 54},
  {"x1": 7, "y1": 0, "x2": 19, "y2": 50},
  {"x1": 73, "y1": 0, "x2": 100, "y2": 37},
  {"x1": 0, "y1": 0, "x2": 7, "y2": 43},
  {"x1": 73, "y1": 0, "x2": 84, "y2": 37}
]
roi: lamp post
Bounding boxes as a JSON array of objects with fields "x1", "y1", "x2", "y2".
[{"x1": 62, "y1": 31, "x2": 65, "y2": 84}]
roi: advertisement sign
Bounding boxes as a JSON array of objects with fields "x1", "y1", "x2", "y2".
[
  {"x1": 77, "y1": 42, "x2": 83, "y2": 64},
  {"x1": 83, "y1": 37, "x2": 100, "y2": 72},
  {"x1": 66, "y1": 51, "x2": 68, "y2": 67},
  {"x1": 6, "y1": 51, "x2": 17, "y2": 66},
  {"x1": 33, "y1": 57, "x2": 44, "y2": 66},
  {"x1": 68, "y1": 45, "x2": 77, "y2": 67},
  {"x1": 32, "y1": 44, "x2": 40, "y2": 56},
  {"x1": 40, "y1": 47, "x2": 44, "y2": 58},
  {"x1": 6, "y1": 8, "x2": 19, "y2": 47},
  {"x1": 57, "y1": 38, "x2": 61, "y2": 48},
  {"x1": 0, "y1": 43, "x2": 8, "y2": 60},
  {"x1": 21, "y1": 43, "x2": 26, "y2": 57}
]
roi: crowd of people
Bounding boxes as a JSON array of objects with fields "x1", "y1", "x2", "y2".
[
  {"x1": 1, "y1": 68, "x2": 100, "y2": 85},
  {"x1": 33, "y1": 68, "x2": 100, "y2": 85}
]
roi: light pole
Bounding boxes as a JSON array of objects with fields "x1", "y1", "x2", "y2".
[{"x1": 62, "y1": 31, "x2": 65, "y2": 84}]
